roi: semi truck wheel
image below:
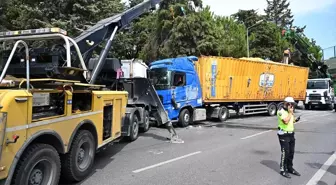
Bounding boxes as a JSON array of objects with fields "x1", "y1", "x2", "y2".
[
  {"x1": 127, "y1": 115, "x2": 139, "y2": 141},
  {"x1": 179, "y1": 109, "x2": 191, "y2": 127},
  {"x1": 62, "y1": 130, "x2": 95, "y2": 182},
  {"x1": 304, "y1": 104, "x2": 310, "y2": 110},
  {"x1": 140, "y1": 110, "x2": 150, "y2": 133},
  {"x1": 12, "y1": 143, "x2": 61, "y2": 185},
  {"x1": 218, "y1": 106, "x2": 229, "y2": 122},
  {"x1": 267, "y1": 103, "x2": 277, "y2": 116}
]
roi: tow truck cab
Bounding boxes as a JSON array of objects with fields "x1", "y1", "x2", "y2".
[{"x1": 305, "y1": 78, "x2": 334, "y2": 110}]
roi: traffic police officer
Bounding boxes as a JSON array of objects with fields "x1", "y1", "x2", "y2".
[{"x1": 277, "y1": 97, "x2": 301, "y2": 178}]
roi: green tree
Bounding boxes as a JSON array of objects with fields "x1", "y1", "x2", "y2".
[
  {"x1": 264, "y1": 0, "x2": 294, "y2": 28},
  {"x1": 232, "y1": 9, "x2": 287, "y2": 61},
  {"x1": 2, "y1": 0, "x2": 124, "y2": 37}
]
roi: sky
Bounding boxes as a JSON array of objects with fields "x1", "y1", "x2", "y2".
[{"x1": 202, "y1": 0, "x2": 336, "y2": 58}]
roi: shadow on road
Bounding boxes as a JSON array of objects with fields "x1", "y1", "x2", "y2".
[
  {"x1": 306, "y1": 162, "x2": 336, "y2": 176},
  {"x1": 215, "y1": 123, "x2": 277, "y2": 131},
  {"x1": 260, "y1": 160, "x2": 279, "y2": 174},
  {"x1": 141, "y1": 132, "x2": 169, "y2": 141},
  {"x1": 253, "y1": 150, "x2": 270, "y2": 155},
  {"x1": 317, "y1": 181, "x2": 328, "y2": 185}
]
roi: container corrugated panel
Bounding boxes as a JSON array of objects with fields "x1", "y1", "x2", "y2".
[{"x1": 196, "y1": 56, "x2": 309, "y2": 103}]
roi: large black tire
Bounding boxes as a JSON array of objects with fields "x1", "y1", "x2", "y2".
[
  {"x1": 127, "y1": 115, "x2": 139, "y2": 141},
  {"x1": 267, "y1": 103, "x2": 277, "y2": 116},
  {"x1": 62, "y1": 130, "x2": 96, "y2": 182},
  {"x1": 304, "y1": 104, "x2": 310, "y2": 110},
  {"x1": 140, "y1": 110, "x2": 150, "y2": 133},
  {"x1": 218, "y1": 106, "x2": 229, "y2": 122},
  {"x1": 178, "y1": 109, "x2": 191, "y2": 127},
  {"x1": 12, "y1": 143, "x2": 61, "y2": 185},
  {"x1": 277, "y1": 102, "x2": 284, "y2": 110}
]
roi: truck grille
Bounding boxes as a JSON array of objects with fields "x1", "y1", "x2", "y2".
[{"x1": 309, "y1": 94, "x2": 321, "y2": 100}]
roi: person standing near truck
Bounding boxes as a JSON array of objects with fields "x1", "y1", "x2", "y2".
[
  {"x1": 277, "y1": 97, "x2": 301, "y2": 178},
  {"x1": 283, "y1": 48, "x2": 291, "y2": 64}
]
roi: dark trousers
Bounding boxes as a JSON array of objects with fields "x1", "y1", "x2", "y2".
[{"x1": 278, "y1": 133, "x2": 295, "y2": 172}]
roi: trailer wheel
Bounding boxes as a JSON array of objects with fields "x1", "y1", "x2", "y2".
[
  {"x1": 267, "y1": 103, "x2": 277, "y2": 116},
  {"x1": 12, "y1": 143, "x2": 61, "y2": 185},
  {"x1": 218, "y1": 106, "x2": 229, "y2": 122},
  {"x1": 277, "y1": 102, "x2": 284, "y2": 110},
  {"x1": 62, "y1": 130, "x2": 95, "y2": 182},
  {"x1": 140, "y1": 110, "x2": 150, "y2": 133},
  {"x1": 304, "y1": 104, "x2": 310, "y2": 110},
  {"x1": 179, "y1": 109, "x2": 191, "y2": 127},
  {"x1": 127, "y1": 114, "x2": 139, "y2": 141}
]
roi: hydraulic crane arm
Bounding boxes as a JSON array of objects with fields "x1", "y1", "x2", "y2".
[
  {"x1": 282, "y1": 27, "x2": 330, "y2": 78},
  {"x1": 73, "y1": 0, "x2": 161, "y2": 64}
]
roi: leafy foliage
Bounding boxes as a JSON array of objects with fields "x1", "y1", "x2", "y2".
[
  {"x1": 264, "y1": 0, "x2": 294, "y2": 28},
  {"x1": 0, "y1": 0, "x2": 322, "y2": 69}
]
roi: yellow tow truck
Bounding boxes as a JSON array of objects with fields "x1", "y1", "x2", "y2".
[{"x1": 0, "y1": 78, "x2": 128, "y2": 185}]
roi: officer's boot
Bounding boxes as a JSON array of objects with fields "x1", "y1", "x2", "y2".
[
  {"x1": 280, "y1": 171, "x2": 291, "y2": 178},
  {"x1": 288, "y1": 168, "x2": 301, "y2": 176}
]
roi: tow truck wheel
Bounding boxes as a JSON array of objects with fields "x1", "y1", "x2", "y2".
[
  {"x1": 218, "y1": 106, "x2": 229, "y2": 122},
  {"x1": 127, "y1": 115, "x2": 139, "y2": 141},
  {"x1": 62, "y1": 130, "x2": 95, "y2": 182},
  {"x1": 12, "y1": 143, "x2": 61, "y2": 185},
  {"x1": 178, "y1": 109, "x2": 191, "y2": 127},
  {"x1": 140, "y1": 110, "x2": 150, "y2": 133}
]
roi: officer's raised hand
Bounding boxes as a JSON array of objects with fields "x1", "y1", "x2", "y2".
[{"x1": 288, "y1": 104, "x2": 294, "y2": 114}]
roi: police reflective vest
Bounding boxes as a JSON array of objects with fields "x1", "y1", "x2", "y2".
[{"x1": 277, "y1": 108, "x2": 294, "y2": 132}]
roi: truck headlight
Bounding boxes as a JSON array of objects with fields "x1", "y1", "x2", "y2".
[{"x1": 0, "y1": 112, "x2": 7, "y2": 162}]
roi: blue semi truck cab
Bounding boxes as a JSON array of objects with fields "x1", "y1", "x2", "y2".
[{"x1": 149, "y1": 56, "x2": 226, "y2": 127}]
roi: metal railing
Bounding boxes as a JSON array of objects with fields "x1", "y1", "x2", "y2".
[
  {"x1": 0, "y1": 40, "x2": 30, "y2": 90},
  {"x1": 322, "y1": 45, "x2": 336, "y2": 60},
  {"x1": 0, "y1": 33, "x2": 89, "y2": 80}
]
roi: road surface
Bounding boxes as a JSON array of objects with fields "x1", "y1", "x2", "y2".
[{"x1": 69, "y1": 109, "x2": 336, "y2": 185}]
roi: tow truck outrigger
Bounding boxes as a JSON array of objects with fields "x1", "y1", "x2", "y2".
[{"x1": 0, "y1": 1, "x2": 181, "y2": 185}]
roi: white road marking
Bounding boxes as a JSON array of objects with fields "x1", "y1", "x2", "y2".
[
  {"x1": 240, "y1": 130, "x2": 273, "y2": 140},
  {"x1": 305, "y1": 152, "x2": 336, "y2": 185},
  {"x1": 132, "y1": 151, "x2": 202, "y2": 173}
]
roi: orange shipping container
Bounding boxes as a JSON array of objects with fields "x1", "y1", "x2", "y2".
[{"x1": 195, "y1": 56, "x2": 309, "y2": 103}]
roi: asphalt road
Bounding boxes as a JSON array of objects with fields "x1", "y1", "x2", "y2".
[{"x1": 67, "y1": 109, "x2": 336, "y2": 185}]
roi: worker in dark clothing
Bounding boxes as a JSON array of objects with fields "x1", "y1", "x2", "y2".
[{"x1": 276, "y1": 97, "x2": 301, "y2": 178}]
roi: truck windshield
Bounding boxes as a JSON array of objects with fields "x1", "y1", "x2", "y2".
[
  {"x1": 307, "y1": 81, "x2": 328, "y2": 89},
  {"x1": 149, "y1": 68, "x2": 171, "y2": 90}
]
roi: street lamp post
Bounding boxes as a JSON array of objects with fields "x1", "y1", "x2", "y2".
[{"x1": 246, "y1": 20, "x2": 264, "y2": 57}]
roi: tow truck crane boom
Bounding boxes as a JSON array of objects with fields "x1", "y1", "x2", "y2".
[{"x1": 281, "y1": 26, "x2": 331, "y2": 79}]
